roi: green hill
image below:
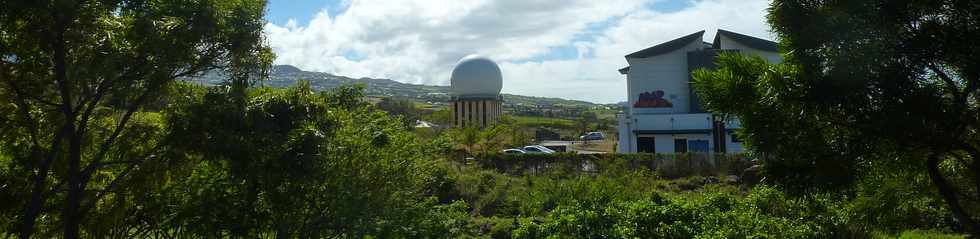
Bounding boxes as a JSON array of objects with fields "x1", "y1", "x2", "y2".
[{"x1": 189, "y1": 65, "x2": 611, "y2": 110}]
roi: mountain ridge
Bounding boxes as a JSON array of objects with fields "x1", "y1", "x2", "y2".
[{"x1": 195, "y1": 65, "x2": 609, "y2": 109}]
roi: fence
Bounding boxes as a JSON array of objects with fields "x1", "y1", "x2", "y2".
[{"x1": 464, "y1": 153, "x2": 753, "y2": 179}]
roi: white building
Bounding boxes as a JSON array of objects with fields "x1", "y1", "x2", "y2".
[{"x1": 616, "y1": 29, "x2": 781, "y2": 153}]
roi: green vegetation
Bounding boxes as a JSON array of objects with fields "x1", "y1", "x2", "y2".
[
  {"x1": 693, "y1": 0, "x2": 980, "y2": 235},
  {"x1": 1, "y1": 0, "x2": 977, "y2": 238},
  {"x1": 424, "y1": 155, "x2": 962, "y2": 238},
  {"x1": 511, "y1": 115, "x2": 576, "y2": 129},
  {"x1": 0, "y1": 0, "x2": 272, "y2": 237}
]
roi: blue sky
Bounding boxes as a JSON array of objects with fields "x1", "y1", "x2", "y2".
[
  {"x1": 266, "y1": 0, "x2": 347, "y2": 26},
  {"x1": 262, "y1": 0, "x2": 773, "y2": 103}
]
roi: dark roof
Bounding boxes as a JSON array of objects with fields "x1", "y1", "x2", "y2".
[
  {"x1": 625, "y1": 30, "x2": 705, "y2": 58},
  {"x1": 618, "y1": 66, "x2": 629, "y2": 75},
  {"x1": 712, "y1": 29, "x2": 778, "y2": 52}
]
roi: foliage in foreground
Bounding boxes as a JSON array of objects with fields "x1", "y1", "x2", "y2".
[
  {"x1": 0, "y1": 81, "x2": 965, "y2": 238},
  {"x1": 694, "y1": 0, "x2": 979, "y2": 234},
  {"x1": 0, "y1": 0, "x2": 273, "y2": 237},
  {"x1": 429, "y1": 157, "x2": 961, "y2": 238},
  {"x1": 0, "y1": 82, "x2": 449, "y2": 237},
  {"x1": 159, "y1": 82, "x2": 443, "y2": 237}
]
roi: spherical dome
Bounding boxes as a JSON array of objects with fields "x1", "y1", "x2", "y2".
[{"x1": 450, "y1": 55, "x2": 502, "y2": 97}]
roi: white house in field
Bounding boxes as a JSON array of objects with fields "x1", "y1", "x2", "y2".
[{"x1": 616, "y1": 29, "x2": 781, "y2": 153}]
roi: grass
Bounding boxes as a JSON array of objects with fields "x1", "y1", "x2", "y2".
[
  {"x1": 510, "y1": 115, "x2": 575, "y2": 128},
  {"x1": 894, "y1": 230, "x2": 966, "y2": 239},
  {"x1": 568, "y1": 139, "x2": 617, "y2": 153},
  {"x1": 434, "y1": 158, "x2": 966, "y2": 238}
]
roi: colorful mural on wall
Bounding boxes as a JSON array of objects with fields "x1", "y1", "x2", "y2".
[{"x1": 634, "y1": 90, "x2": 673, "y2": 108}]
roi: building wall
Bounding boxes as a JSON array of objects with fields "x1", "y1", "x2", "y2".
[
  {"x1": 617, "y1": 113, "x2": 634, "y2": 152},
  {"x1": 726, "y1": 132, "x2": 744, "y2": 152},
  {"x1": 634, "y1": 133, "x2": 714, "y2": 153},
  {"x1": 632, "y1": 113, "x2": 713, "y2": 131},
  {"x1": 626, "y1": 39, "x2": 706, "y2": 115},
  {"x1": 717, "y1": 35, "x2": 782, "y2": 63},
  {"x1": 618, "y1": 31, "x2": 781, "y2": 154}
]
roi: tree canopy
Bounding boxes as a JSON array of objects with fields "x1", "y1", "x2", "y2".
[
  {"x1": 0, "y1": 0, "x2": 272, "y2": 237},
  {"x1": 694, "y1": 0, "x2": 980, "y2": 234}
]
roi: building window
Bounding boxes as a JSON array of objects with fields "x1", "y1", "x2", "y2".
[
  {"x1": 674, "y1": 138, "x2": 687, "y2": 153},
  {"x1": 688, "y1": 140, "x2": 709, "y2": 152},
  {"x1": 731, "y1": 132, "x2": 742, "y2": 143},
  {"x1": 637, "y1": 136, "x2": 655, "y2": 153}
]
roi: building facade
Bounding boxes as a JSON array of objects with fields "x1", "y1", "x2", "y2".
[{"x1": 616, "y1": 29, "x2": 781, "y2": 153}]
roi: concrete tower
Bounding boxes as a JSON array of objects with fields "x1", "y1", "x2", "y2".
[{"x1": 450, "y1": 55, "x2": 503, "y2": 128}]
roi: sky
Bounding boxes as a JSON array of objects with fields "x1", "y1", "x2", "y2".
[{"x1": 264, "y1": 0, "x2": 775, "y2": 104}]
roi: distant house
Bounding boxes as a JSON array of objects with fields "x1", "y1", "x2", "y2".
[{"x1": 616, "y1": 29, "x2": 781, "y2": 153}]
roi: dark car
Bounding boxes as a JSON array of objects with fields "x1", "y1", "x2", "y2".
[{"x1": 580, "y1": 132, "x2": 605, "y2": 141}]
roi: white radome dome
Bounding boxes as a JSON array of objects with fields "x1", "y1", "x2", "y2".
[{"x1": 450, "y1": 55, "x2": 502, "y2": 97}]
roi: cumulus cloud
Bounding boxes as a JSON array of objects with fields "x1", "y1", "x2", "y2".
[{"x1": 264, "y1": 0, "x2": 774, "y2": 103}]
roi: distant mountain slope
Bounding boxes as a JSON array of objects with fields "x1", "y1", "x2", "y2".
[{"x1": 191, "y1": 65, "x2": 607, "y2": 109}]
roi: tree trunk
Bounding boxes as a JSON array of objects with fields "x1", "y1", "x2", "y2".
[
  {"x1": 927, "y1": 154, "x2": 980, "y2": 235},
  {"x1": 64, "y1": 132, "x2": 83, "y2": 239},
  {"x1": 20, "y1": 149, "x2": 51, "y2": 239},
  {"x1": 50, "y1": 24, "x2": 83, "y2": 238}
]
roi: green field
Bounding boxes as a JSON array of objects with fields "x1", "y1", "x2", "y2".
[{"x1": 510, "y1": 115, "x2": 575, "y2": 128}]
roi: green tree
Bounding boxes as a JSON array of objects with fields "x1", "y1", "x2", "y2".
[
  {"x1": 376, "y1": 97, "x2": 419, "y2": 128},
  {"x1": 163, "y1": 83, "x2": 438, "y2": 237},
  {"x1": 694, "y1": 0, "x2": 980, "y2": 234},
  {"x1": 426, "y1": 108, "x2": 453, "y2": 126},
  {"x1": 578, "y1": 111, "x2": 598, "y2": 137},
  {"x1": 508, "y1": 126, "x2": 533, "y2": 148},
  {"x1": 478, "y1": 124, "x2": 509, "y2": 156},
  {"x1": 0, "y1": 0, "x2": 272, "y2": 237},
  {"x1": 454, "y1": 126, "x2": 481, "y2": 156}
]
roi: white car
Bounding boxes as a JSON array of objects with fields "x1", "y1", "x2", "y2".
[
  {"x1": 502, "y1": 149, "x2": 526, "y2": 154},
  {"x1": 522, "y1": 145, "x2": 556, "y2": 154}
]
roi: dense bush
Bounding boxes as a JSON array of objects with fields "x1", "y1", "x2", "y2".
[
  {"x1": 509, "y1": 186, "x2": 842, "y2": 238},
  {"x1": 2, "y1": 82, "x2": 961, "y2": 238},
  {"x1": 0, "y1": 83, "x2": 456, "y2": 238},
  {"x1": 155, "y1": 82, "x2": 448, "y2": 237},
  {"x1": 433, "y1": 153, "x2": 962, "y2": 238},
  {"x1": 473, "y1": 153, "x2": 751, "y2": 179}
]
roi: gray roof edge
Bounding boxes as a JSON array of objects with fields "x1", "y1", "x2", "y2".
[
  {"x1": 625, "y1": 30, "x2": 706, "y2": 59},
  {"x1": 618, "y1": 66, "x2": 630, "y2": 75},
  {"x1": 713, "y1": 29, "x2": 778, "y2": 52}
]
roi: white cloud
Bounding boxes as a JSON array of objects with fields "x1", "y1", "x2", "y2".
[{"x1": 264, "y1": 0, "x2": 774, "y2": 103}]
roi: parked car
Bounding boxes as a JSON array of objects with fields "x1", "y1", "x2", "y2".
[
  {"x1": 502, "y1": 148, "x2": 526, "y2": 154},
  {"x1": 522, "y1": 145, "x2": 556, "y2": 154},
  {"x1": 580, "y1": 132, "x2": 605, "y2": 141}
]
